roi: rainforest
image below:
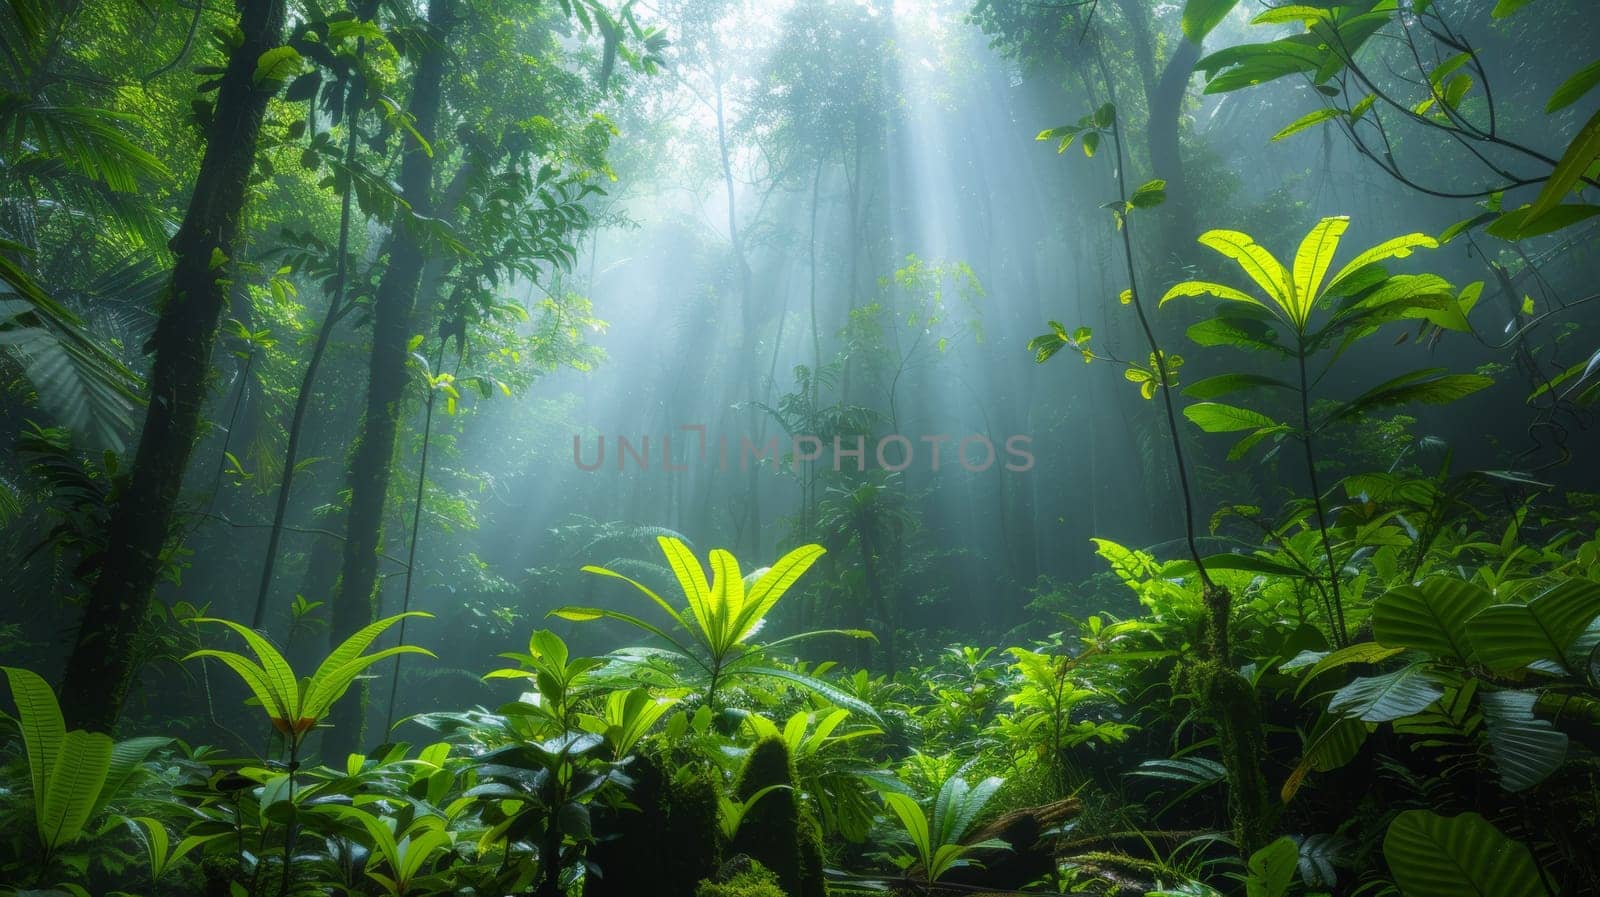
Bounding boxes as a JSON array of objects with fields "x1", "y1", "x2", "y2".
[{"x1": 2, "y1": 0, "x2": 1599, "y2": 894}]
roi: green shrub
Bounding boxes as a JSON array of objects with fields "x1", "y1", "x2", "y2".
[
  {"x1": 695, "y1": 858, "x2": 789, "y2": 897},
  {"x1": 730, "y1": 737, "x2": 804, "y2": 895},
  {"x1": 587, "y1": 752, "x2": 722, "y2": 897}
]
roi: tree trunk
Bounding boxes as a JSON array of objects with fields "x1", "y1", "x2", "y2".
[
  {"x1": 1112, "y1": 0, "x2": 1199, "y2": 258},
  {"x1": 324, "y1": 0, "x2": 454, "y2": 755},
  {"x1": 715, "y1": 65, "x2": 761, "y2": 558},
  {"x1": 1148, "y1": 40, "x2": 1200, "y2": 252},
  {"x1": 57, "y1": 0, "x2": 287, "y2": 732}
]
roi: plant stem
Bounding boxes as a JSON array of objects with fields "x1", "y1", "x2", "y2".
[
  {"x1": 252, "y1": 49, "x2": 365, "y2": 631},
  {"x1": 206, "y1": 350, "x2": 254, "y2": 515},
  {"x1": 1094, "y1": 44, "x2": 1210, "y2": 588},
  {"x1": 1085, "y1": 25, "x2": 1271, "y2": 855},
  {"x1": 1297, "y1": 345, "x2": 1347, "y2": 646},
  {"x1": 280, "y1": 737, "x2": 299, "y2": 897},
  {"x1": 384, "y1": 340, "x2": 447, "y2": 737}
]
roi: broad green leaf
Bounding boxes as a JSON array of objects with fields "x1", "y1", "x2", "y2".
[
  {"x1": 707, "y1": 548, "x2": 744, "y2": 653},
  {"x1": 1466, "y1": 579, "x2": 1600, "y2": 674},
  {"x1": 1547, "y1": 59, "x2": 1600, "y2": 112},
  {"x1": 1271, "y1": 107, "x2": 1341, "y2": 142},
  {"x1": 92, "y1": 735, "x2": 171, "y2": 820},
  {"x1": 1525, "y1": 107, "x2": 1600, "y2": 226},
  {"x1": 741, "y1": 666, "x2": 882, "y2": 724},
  {"x1": 1327, "y1": 665, "x2": 1443, "y2": 722},
  {"x1": 182, "y1": 650, "x2": 281, "y2": 724},
  {"x1": 1197, "y1": 38, "x2": 1326, "y2": 77},
  {"x1": 883, "y1": 792, "x2": 930, "y2": 862},
  {"x1": 942, "y1": 775, "x2": 1001, "y2": 846},
  {"x1": 1202, "y1": 44, "x2": 1327, "y2": 93},
  {"x1": 1326, "y1": 370, "x2": 1492, "y2": 425},
  {"x1": 659, "y1": 536, "x2": 713, "y2": 639},
  {"x1": 1291, "y1": 216, "x2": 1349, "y2": 321},
  {"x1": 1027, "y1": 330, "x2": 1066, "y2": 363},
  {"x1": 1246, "y1": 836, "x2": 1299, "y2": 897},
  {"x1": 527, "y1": 629, "x2": 570, "y2": 671},
  {"x1": 1341, "y1": 275, "x2": 1457, "y2": 318},
  {"x1": 302, "y1": 645, "x2": 436, "y2": 723},
  {"x1": 134, "y1": 817, "x2": 170, "y2": 877},
  {"x1": 306, "y1": 611, "x2": 432, "y2": 707},
  {"x1": 1197, "y1": 230, "x2": 1293, "y2": 312},
  {"x1": 1383, "y1": 811, "x2": 1544, "y2": 897},
  {"x1": 186, "y1": 618, "x2": 299, "y2": 723},
  {"x1": 594, "y1": 688, "x2": 677, "y2": 757},
  {"x1": 1486, "y1": 202, "x2": 1600, "y2": 240},
  {"x1": 1491, "y1": 0, "x2": 1537, "y2": 17},
  {"x1": 1181, "y1": 0, "x2": 1241, "y2": 43},
  {"x1": 1161, "y1": 280, "x2": 1267, "y2": 310},
  {"x1": 38, "y1": 729, "x2": 112, "y2": 849},
  {"x1": 1284, "y1": 715, "x2": 1368, "y2": 802},
  {"x1": 1323, "y1": 234, "x2": 1439, "y2": 297},
  {"x1": 1312, "y1": 12, "x2": 1390, "y2": 76},
  {"x1": 2, "y1": 667, "x2": 64, "y2": 813},
  {"x1": 1406, "y1": 282, "x2": 1483, "y2": 333},
  {"x1": 1251, "y1": 5, "x2": 1333, "y2": 25},
  {"x1": 252, "y1": 46, "x2": 303, "y2": 87},
  {"x1": 735, "y1": 544, "x2": 826, "y2": 644},
  {"x1": 1229, "y1": 425, "x2": 1288, "y2": 460},
  {"x1": 1428, "y1": 53, "x2": 1473, "y2": 90},
  {"x1": 1183, "y1": 373, "x2": 1293, "y2": 399},
  {"x1": 1130, "y1": 178, "x2": 1167, "y2": 208},
  {"x1": 324, "y1": 805, "x2": 401, "y2": 870},
  {"x1": 1481, "y1": 690, "x2": 1568, "y2": 792},
  {"x1": 1440, "y1": 212, "x2": 1498, "y2": 244},
  {"x1": 1197, "y1": 553, "x2": 1307, "y2": 579},
  {"x1": 1307, "y1": 715, "x2": 1367, "y2": 772},
  {"x1": 1187, "y1": 315, "x2": 1287, "y2": 353},
  {"x1": 1372, "y1": 579, "x2": 1491, "y2": 662},
  {"x1": 1183, "y1": 402, "x2": 1282, "y2": 433}
]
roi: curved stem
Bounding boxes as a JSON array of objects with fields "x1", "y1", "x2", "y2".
[
  {"x1": 1297, "y1": 345, "x2": 1347, "y2": 647},
  {"x1": 204, "y1": 350, "x2": 254, "y2": 516},
  {"x1": 252, "y1": 53, "x2": 365, "y2": 631},
  {"x1": 1094, "y1": 43, "x2": 1211, "y2": 589},
  {"x1": 384, "y1": 339, "x2": 448, "y2": 737}
]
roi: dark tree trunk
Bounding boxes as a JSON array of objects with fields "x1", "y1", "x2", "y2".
[
  {"x1": 716, "y1": 66, "x2": 761, "y2": 558},
  {"x1": 57, "y1": 0, "x2": 287, "y2": 732},
  {"x1": 1113, "y1": 0, "x2": 1200, "y2": 259},
  {"x1": 1148, "y1": 40, "x2": 1201, "y2": 251},
  {"x1": 324, "y1": 0, "x2": 454, "y2": 755}
]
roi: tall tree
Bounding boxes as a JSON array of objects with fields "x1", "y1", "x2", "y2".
[
  {"x1": 324, "y1": 0, "x2": 456, "y2": 751},
  {"x1": 252, "y1": 8, "x2": 378, "y2": 631},
  {"x1": 57, "y1": 0, "x2": 288, "y2": 731}
]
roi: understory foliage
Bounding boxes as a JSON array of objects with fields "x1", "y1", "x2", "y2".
[{"x1": 4, "y1": 499, "x2": 1599, "y2": 896}]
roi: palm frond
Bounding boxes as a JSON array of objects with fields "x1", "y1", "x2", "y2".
[
  {"x1": 0, "y1": 248, "x2": 143, "y2": 448},
  {"x1": 0, "y1": 95, "x2": 169, "y2": 193}
]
